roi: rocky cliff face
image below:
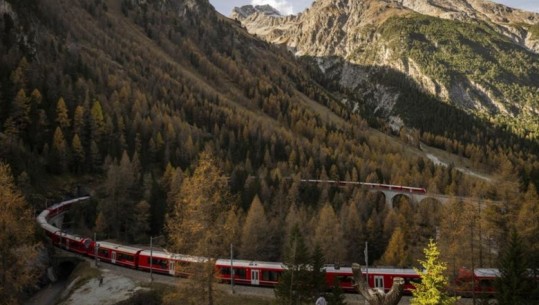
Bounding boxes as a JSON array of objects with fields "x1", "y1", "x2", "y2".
[{"x1": 232, "y1": 0, "x2": 539, "y2": 135}]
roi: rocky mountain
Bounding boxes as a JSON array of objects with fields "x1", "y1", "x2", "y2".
[
  {"x1": 232, "y1": 4, "x2": 282, "y2": 19},
  {"x1": 232, "y1": 0, "x2": 539, "y2": 138}
]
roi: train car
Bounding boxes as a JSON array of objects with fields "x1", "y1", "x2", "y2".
[
  {"x1": 368, "y1": 268, "x2": 421, "y2": 294},
  {"x1": 324, "y1": 266, "x2": 420, "y2": 294},
  {"x1": 216, "y1": 259, "x2": 284, "y2": 287},
  {"x1": 453, "y1": 267, "x2": 499, "y2": 297},
  {"x1": 54, "y1": 231, "x2": 91, "y2": 255},
  {"x1": 138, "y1": 250, "x2": 175, "y2": 275},
  {"x1": 94, "y1": 241, "x2": 142, "y2": 268},
  {"x1": 324, "y1": 266, "x2": 356, "y2": 292}
]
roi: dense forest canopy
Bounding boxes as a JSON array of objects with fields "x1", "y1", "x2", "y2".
[{"x1": 0, "y1": 0, "x2": 537, "y2": 283}]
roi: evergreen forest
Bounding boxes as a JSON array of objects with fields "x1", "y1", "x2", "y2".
[{"x1": 0, "y1": 1, "x2": 538, "y2": 298}]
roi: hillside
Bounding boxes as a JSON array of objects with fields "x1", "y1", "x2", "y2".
[
  {"x1": 0, "y1": 0, "x2": 538, "y2": 291},
  {"x1": 233, "y1": 0, "x2": 539, "y2": 139}
]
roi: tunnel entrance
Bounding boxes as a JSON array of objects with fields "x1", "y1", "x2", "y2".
[{"x1": 56, "y1": 260, "x2": 79, "y2": 280}]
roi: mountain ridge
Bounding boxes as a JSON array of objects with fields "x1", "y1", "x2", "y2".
[{"x1": 232, "y1": 0, "x2": 539, "y2": 138}]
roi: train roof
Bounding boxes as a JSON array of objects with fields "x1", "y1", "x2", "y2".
[
  {"x1": 97, "y1": 241, "x2": 143, "y2": 254},
  {"x1": 216, "y1": 259, "x2": 285, "y2": 270},
  {"x1": 324, "y1": 266, "x2": 419, "y2": 276},
  {"x1": 138, "y1": 250, "x2": 207, "y2": 264},
  {"x1": 474, "y1": 268, "x2": 500, "y2": 277},
  {"x1": 41, "y1": 223, "x2": 60, "y2": 233}
]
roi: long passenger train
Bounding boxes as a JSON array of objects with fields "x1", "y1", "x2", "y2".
[{"x1": 37, "y1": 197, "x2": 502, "y2": 296}]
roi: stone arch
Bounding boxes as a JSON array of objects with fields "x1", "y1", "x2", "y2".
[
  {"x1": 366, "y1": 190, "x2": 387, "y2": 210},
  {"x1": 391, "y1": 193, "x2": 413, "y2": 210},
  {"x1": 56, "y1": 259, "x2": 79, "y2": 280}
]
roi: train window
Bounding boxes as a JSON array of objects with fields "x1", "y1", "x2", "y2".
[
  {"x1": 233, "y1": 268, "x2": 246, "y2": 278},
  {"x1": 118, "y1": 253, "x2": 134, "y2": 262},
  {"x1": 220, "y1": 268, "x2": 231, "y2": 275},
  {"x1": 262, "y1": 270, "x2": 281, "y2": 281},
  {"x1": 98, "y1": 249, "x2": 109, "y2": 257},
  {"x1": 148, "y1": 258, "x2": 168, "y2": 268},
  {"x1": 479, "y1": 279, "x2": 493, "y2": 289},
  {"x1": 337, "y1": 276, "x2": 354, "y2": 284}
]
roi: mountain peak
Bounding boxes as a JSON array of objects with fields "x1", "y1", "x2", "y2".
[{"x1": 231, "y1": 4, "x2": 282, "y2": 20}]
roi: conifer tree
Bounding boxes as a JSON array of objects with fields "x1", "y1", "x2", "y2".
[
  {"x1": 311, "y1": 244, "x2": 327, "y2": 297},
  {"x1": 275, "y1": 225, "x2": 312, "y2": 305},
  {"x1": 411, "y1": 239, "x2": 459, "y2": 305},
  {"x1": 50, "y1": 126, "x2": 68, "y2": 173},
  {"x1": 0, "y1": 162, "x2": 40, "y2": 305},
  {"x1": 380, "y1": 227, "x2": 409, "y2": 267},
  {"x1": 495, "y1": 230, "x2": 534, "y2": 305},
  {"x1": 55, "y1": 97, "x2": 70, "y2": 130},
  {"x1": 4, "y1": 89, "x2": 30, "y2": 139},
  {"x1": 166, "y1": 150, "x2": 233, "y2": 305},
  {"x1": 313, "y1": 202, "x2": 346, "y2": 263},
  {"x1": 71, "y1": 134, "x2": 84, "y2": 173},
  {"x1": 240, "y1": 194, "x2": 270, "y2": 260},
  {"x1": 327, "y1": 277, "x2": 347, "y2": 305}
]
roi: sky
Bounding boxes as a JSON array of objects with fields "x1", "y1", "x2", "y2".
[{"x1": 209, "y1": 0, "x2": 539, "y2": 17}]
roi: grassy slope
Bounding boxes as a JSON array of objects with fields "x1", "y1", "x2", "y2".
[{"x1": 372, "y1": 14, "x2": 539, "y2": 138}]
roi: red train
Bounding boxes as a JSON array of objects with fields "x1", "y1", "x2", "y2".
[{"x1": 43, "y1": 197, "x2": 510, "y2": 296}]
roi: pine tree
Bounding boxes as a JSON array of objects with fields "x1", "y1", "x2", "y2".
[
  {"x1": 327, "y1": 277, "x2": 347, "y2": 305},
  {"x1": 0, "y1": 162, "x2": 40, "y2": 305},
  {"x1": 495, "y1": 230, "x2": 534, "y2": 305},
  {"x1": 311, "y1": 244, "x2": 327, "y2": 297},
  {"x1": 275, "y1": 225, "x2": 312, "y2": 305},
  {"x1": 411, "y1": 239, "x2": 459, "y2": 305}
]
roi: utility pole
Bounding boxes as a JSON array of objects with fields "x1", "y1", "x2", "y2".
[
  {"x1": 365, "y1": 241, "x2": 369, "y2": 285},
  {"x1": 150, "y1": 235, "x2": 154, "y2": 284},
  {"x1": 94, "y1": 232, "x2": 99, "y2": 267},
  {"x1": 230, "y1": 243, "x2": 235, "y2": 294},
  {"x1": 365, "y1": 241, "x2": 369, "y2": 305},
  {"x1": 471, "y1": 216, "x2": 476, "y2": 305}
]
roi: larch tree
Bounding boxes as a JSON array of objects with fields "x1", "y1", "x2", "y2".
[
  {"x1": 0, "y1": 162, "x2": 40, "y2": 305},
  {"x1": 313, "y1": 202, "x2": 346, "y2": 264},
  {"x1": 341, "y1": 200, "x2": 365, "y2": 263},
  {"x1": 166, "y1": 150, "x2": 234, "y2": 305},
  {"x1": 55, "y1": 97, "x2": 70, "y2": 130},
  {"x1": 128, "y1": 200, "x2": 150, "y2": 244},
  {"x1": 240, "y1": 194, "x2": 270, "y2": 260},
  {"x1": 71, "y1": 133, "x2": 84, "y2": 173},
  {"x1": 516, "y1": 184, "x2": 539, "y2": 274},
  {"x1": 98, "y1": 151, "x2": 138, "y2": 240},
  {"x1": 50, "y1": 126, "x2": 68, "y2": 173},
  {"x1": 380, "y1": 227, "x2": 409, "y2": 267},
  {"x1": 411, "y1": 239, "x2": 459, "y2": 305},
  {"x1": 4, "y1": 89, "x2": 30, "y2": 139}
]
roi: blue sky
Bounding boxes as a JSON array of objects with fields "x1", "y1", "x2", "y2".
[{"x1": 209, "y1": 0, "x2": 539, "y2": 16}]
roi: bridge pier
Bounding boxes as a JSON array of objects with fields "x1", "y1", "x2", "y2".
[{"x1": 377, "y1": 191, "x2": 451, "y2": 209}]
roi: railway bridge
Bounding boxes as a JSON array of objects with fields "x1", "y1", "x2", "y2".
[{"x1": 300, "y1": 179, "x2": 492, "y2": 208}]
